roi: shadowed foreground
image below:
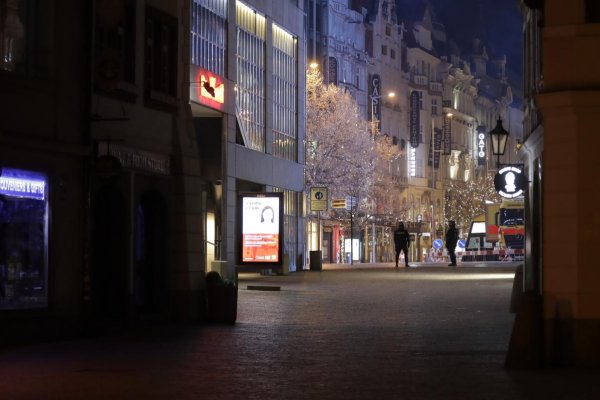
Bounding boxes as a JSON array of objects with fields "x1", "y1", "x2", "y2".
[{"x1": 1, "y1": 265, "x2": 598, "y2": 399}]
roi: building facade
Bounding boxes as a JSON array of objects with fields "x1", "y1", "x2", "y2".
[
  {"x1": 0, "y1": 0, "x2": 89, "y2": 342},
  {"x1": 189, "y1": 0, "x2": 307, "y2": 273},
  {"x1": 0, "y1": 0, "x2": 307, "y2": 344},
  {"x1": 518, "y1": 0, "x2": 600, "y2": 366}
]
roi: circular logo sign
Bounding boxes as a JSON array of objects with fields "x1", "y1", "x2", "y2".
[
  {"x1": 433, "y1": 239, "x2": 444, "y2": 250},
  {"x1": 494, "y1": 166, "x2": 526, "y2": 199},
  {"x1": 458, "y1": 239, "x2": 466, "y2": 249}
]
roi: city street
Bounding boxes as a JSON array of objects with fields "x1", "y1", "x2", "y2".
[{"x1": 1, "y1": 264, "x2": 598, "y2": 399}]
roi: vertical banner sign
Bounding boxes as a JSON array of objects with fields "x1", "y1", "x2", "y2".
[
  {"x1": 443, "y1": 114, "x2": 452, "y2": 155},
  {"x1": 477, "y1": 125, "x2": 487, "y2": 166},
  {"x1": 370, "y1": 74, "x2": 381, "y2": 131},
  {"x1": 434, "y1": 128, "x2": 442, "y2": 168},
  {"x1": 410, "y1": 91, "x2": 420, "y2": 148},
  {"x1": 428, "y1": 134, "x2": 433, "y2": 167},
  {"x1": 428, "y1": 128, "x2": 442, "y2": 168},
  {"x1": 238, "y1": 192, "x2": 284, "y2": 265}
]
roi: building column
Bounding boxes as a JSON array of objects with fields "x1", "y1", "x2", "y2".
[{"x1": 537, "y1": 90, "x2": 600, "y2": 366}]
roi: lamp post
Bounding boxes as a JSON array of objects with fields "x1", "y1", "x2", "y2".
[{"x1": 489, "y1": 117, "x2": 509, "y2": 168}]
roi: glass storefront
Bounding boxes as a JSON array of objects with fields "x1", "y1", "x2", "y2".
[{"x1": 0, "y1": 167, "x2": 48, "y2": 309}]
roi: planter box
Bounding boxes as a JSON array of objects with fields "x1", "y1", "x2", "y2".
[{"x1": 206, "y1": 285, "x2": 238, "y2": 324}]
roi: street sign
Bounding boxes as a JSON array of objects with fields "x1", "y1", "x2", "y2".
[
  {"x1": 331, "y1": 198, "x2": 346, "y2": 209},
  {"x1": 433, "y1": 239, "x2": 443, "y2": 250},
  {"x1": 310, "y1": 187, "x2": 328, "y2": 211},
  {"x1": 345, "y1": 196, "x2": 357, "y2": 210}
]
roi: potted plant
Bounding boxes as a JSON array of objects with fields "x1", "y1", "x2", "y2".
[{"x1": 205, "y1": 271, "x2": 237, "y2": 324}]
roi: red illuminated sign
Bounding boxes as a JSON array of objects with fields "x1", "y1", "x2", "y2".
[{"x1": 194, "y1": 68, "x2": 225, "y2": 111}]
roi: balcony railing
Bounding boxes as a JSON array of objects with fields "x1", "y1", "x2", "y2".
[
  {"x1": 412, "y1": 74, "x2": 428, "y2": 86},
  {"x1": 430, "y1": 82, "x2": 442, "y2": 92}
]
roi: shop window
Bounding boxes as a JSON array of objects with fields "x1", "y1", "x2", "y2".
[{"x1": 0, "y1": 168, "x2": 48, "y2": 309}]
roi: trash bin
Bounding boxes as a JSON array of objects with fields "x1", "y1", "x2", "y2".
[{"x1": 309, "y1": 250, "x2": 322, "y2": 271}]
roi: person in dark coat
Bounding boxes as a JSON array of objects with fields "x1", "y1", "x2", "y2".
[
  {"x1": 445, "y1": 220, "x2": 459, "y2": 266},
  {"x1": 394, "y1": 221, "x2": 410, "y2": 268}
]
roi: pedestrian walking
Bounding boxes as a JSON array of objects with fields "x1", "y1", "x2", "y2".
[
  {"x1": 394, "y1": 221, "x2": 410, "y2": 268},
  {"x1": 445, "y1": 220, "x2": 459, "y2": 266}
]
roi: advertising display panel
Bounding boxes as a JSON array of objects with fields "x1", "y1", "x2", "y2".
[{"x1": 238, "y1": 192, "x2": 283, "y2": 265}]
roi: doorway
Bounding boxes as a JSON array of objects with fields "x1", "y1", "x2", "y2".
[
  {"x1": 134, "y1": 191, "x2": 167, "y2": 314},
  {"x1": 91, "y1": 185, "x2": 128, "y2": 319}
]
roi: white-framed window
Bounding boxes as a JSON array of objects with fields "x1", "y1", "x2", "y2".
[
  {"x1": 236, "y1": 1, "x2": 266, "y2": 152},
  {"x1": 272, "y1": 23, "x2": 297, "y2": 161},
  {"x1": 191, "y1": 0, "x2": 227, "y2": 76}
]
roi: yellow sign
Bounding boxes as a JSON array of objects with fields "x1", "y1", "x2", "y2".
[
  {"x1": 331, "y1": 199, "x2": 346, "y2": 209},
  {"x1": 310, "y1": 187, "x2": 328, "y2": 211}
]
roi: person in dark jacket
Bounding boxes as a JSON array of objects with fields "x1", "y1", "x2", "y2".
[
  {"x1": 394, "y1": 222, "x2": 410, "y2": 268},
  {"x1": 445, "y1": 220, "x2": 459, "y2": 266}
]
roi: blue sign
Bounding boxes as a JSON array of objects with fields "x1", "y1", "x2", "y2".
[
  {"x1": 0, "y1": 168, "x2": 46, "y2": 201},
  {"x1": 433, "y1": 239, "x2": 443, "y2": 250},
  {"x1": 458, "y1": 239, "x2": 466, "y2": 249}
]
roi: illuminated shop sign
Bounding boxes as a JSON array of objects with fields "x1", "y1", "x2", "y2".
[
  {"x1": 370, "y1": 74, "x2": 381, "y2": 131},
  {"x1": 494, "y1": 166, "x2": 526, "y2": 199},
  {"x1": 477, "y1": 126, "x2": 486, "y2": 166},
  {"x1": 238, "y1": 192, "x2": 283, "y2": 265},
  {"x1": 192, "y1": 67, "x2": 225, "y2": 111},
  {"x1": 0, "y1": 168, "x2": 46, "y2": 200},
  {"x1": 409, "y1": 146, "x2": 417, "y2": 177}
]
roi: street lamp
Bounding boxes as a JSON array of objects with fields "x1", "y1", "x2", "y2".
[{"x1": 489, "y1": 117, "x2": 509, "y2": 168}]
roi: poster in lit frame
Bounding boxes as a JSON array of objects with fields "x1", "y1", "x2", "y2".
[{"x1": 237, "y1": 192, "x2": 284, "y2": 266}]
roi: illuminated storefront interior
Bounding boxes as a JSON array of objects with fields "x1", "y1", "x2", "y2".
[{"x1": 0, "y1": 167, "x2": 48, "y2": 309}]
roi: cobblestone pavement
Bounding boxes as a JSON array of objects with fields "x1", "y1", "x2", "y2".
[{"x1": 0, "y1": 264, "x2": 599, "y2": 399}]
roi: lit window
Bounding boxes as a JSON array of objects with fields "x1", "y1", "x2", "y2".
[{"x1": 0, "y1": 168, "x2": 48, "y2": 310}]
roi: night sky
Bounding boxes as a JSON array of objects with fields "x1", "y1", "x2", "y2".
[{"x1": 427, "y1": 0, "x2": 523, "y2": 95}]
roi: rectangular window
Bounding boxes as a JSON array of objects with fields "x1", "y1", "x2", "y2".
[
  {"x1": 191, "y1": 0, "x2": 227, "y2": 76},
  {"x1": 95, "y1": 0, "x2": 136, "y2": 89},
  {"x1": 431, "y1": 98, "x2": 438, "y2": 116},
  {"x1": 272, "y1": 24, "x2": 297, "y2": 161},
  {"x1": 145, "y1": 7, "x2": 178, "y2": 98},
  {"x1": 0, "y1": 0, "x2": 51, "y2": 77},
  {"x1": 0, "y1": 168, "x2": 48, "y2": 309},
  {"x1": 236, "y1": 1, "x2": 266, "y2": 152},
  {"x1": 365, "y1": 29, "x2": 373, "y2": 57},
  {"x1": 381, "y1": 45, "x2": 387, "y2": 56},
  {"x1": 273, "y1": 187, "x2": 299, "y2": 271},
  {"x1": 390, "y1": 49, "x2": 396, "y2": 59}
]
